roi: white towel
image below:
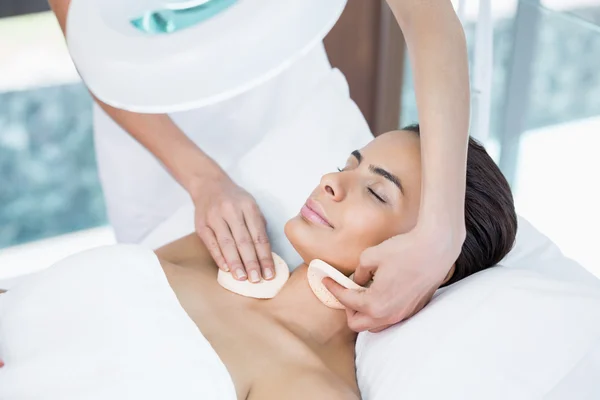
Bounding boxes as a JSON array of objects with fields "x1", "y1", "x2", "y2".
[{"x1": 0, "y1": 245, "x2": 236, "y2": 400}]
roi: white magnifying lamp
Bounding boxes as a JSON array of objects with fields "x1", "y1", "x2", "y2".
[{"x1": 66, "y1": 0, "x2": 347, "y2": 113}]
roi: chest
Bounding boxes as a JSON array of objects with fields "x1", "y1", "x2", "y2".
[{"x1": 169, "y1": 266, "x2": 321, "y2": 398}]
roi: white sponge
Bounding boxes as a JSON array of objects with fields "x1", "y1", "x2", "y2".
[
  {"x1": 307, "y1": 259, "x2": 363, "y2": 309},
  {"x1": 217, "y1": 253, "x2": 290, "y2": 299}
]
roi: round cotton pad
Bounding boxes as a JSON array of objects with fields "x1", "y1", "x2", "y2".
[
  {"x1": 217, "y1": 252, "x2": 290, "y2": 299},
  {"x1": 307, "y1": 259, "x2": 363, "y2": 310}
]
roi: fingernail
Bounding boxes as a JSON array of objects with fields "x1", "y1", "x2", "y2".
[
  {"x1": 223, "y1": 263, "x2": 229, "y2": 272},
  {"x1": 249, "y1": 270, "x2": 260, "y2": 283},
  {"x1": 235, "y1": 269, "x2": 247, "y2": 280},
  {"x1": 264, "y1": 268, "x2": 274, "y2": 280}
]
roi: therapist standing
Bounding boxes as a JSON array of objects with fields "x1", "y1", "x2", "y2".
[{"x1": 49, "y1": 0, "x2": 471, "y2": 332}]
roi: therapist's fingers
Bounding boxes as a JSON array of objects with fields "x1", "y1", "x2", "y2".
[
  {"x1": 352, "y1": 263, "x2": 377, "y2": 287},
  {"x1": 323, "y1": 278, "x2": 394, "y2": 332},
  {"x1": 322, "y1": 278, "x2": 370, "y2": 314},
  {"x1": 341, "y1": 296, "x2": 382, "y2": 332},
  {"x1": 346, "y1": 312, "x2": 382, "y2": 333},
  {"x1": 343, "y1": 303, "x2": 393, "y2": 333},
  {"x1": 224, "y1": 207, "x2": 263, "y2": 283},
  {"x1": 346, "y1": 305, "x2": 398, "y2": 333},
  {"x1": 197, "y1": 225, "x2": 228, "y2": 272},
  {"x1": 243, "y1": 205, "x2": 275, "y2": 280},
  {"x1": 368, "y1": 323, "x2": 394, "y2": 333},
  {"x1": 212, "y1": 217, "x2": 246, "y2": 281}
]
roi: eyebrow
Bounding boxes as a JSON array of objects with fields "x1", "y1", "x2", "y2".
[{"x1": 351, "y1": 150, "x2": 404, "y2": 193}]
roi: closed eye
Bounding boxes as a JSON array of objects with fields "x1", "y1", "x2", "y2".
[
  {"x1": 368, "y1": 188, "x2": 386, "y2": 203},
  {"x1": 338, "y1": 167, "x2": 386, "y2": 203},
  {"x1": 351, "y1": 150, "x2": 403, "y2": 194}
]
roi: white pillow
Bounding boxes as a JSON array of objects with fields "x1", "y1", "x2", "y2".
[{"x1": 356, "y1": 217, "x2": 600, "y2": 400}]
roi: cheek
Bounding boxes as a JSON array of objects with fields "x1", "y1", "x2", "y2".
[
  {"x1": 340, "y1": 209, "x2": 393, "y2": 248},
  {"x1": 327, "y1": 208, "x2": 395, "y2": 274},
  {"x1": 283, "y1": 206, "x2": 400, "y2": 275},
  {"x1": 283, "y1": 214, "x2": 374, "y2": 273}
]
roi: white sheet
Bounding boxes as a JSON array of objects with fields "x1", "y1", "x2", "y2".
[{"x1": 0, "y1": 245, "x2": 236, "y2": 400}]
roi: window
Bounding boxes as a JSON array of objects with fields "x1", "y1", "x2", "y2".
[
  {"x1": 401, "y1": 0, "x2": 600, "y2": 276},
  {"x1": 0, "y1": 11, "x2": 113, "y2": 278}
]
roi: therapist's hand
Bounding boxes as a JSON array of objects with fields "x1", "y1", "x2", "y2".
[
  {"x1": 324, "y1": 225, "x2": 463, "y2": 333},
  {"x1": 191, "y1": 171, "x2": 275, "y2": 283}
]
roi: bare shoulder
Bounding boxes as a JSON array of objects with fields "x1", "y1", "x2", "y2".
[
  {"x1": 249, "y1": 366, "x2": 360, "y2": 400},
  {"x1": 154, "y1": 234, "x2": 220, "y2": 291},
  {"x1": 154, "y1": 233, "x2": 213, "y2": 266}
]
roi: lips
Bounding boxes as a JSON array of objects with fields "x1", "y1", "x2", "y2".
[{"x1": 301, "y1": 199, "x2": 333, "y2": 228}]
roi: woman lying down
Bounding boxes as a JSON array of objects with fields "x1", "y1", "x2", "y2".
[{"x1": 0, "y1": 125, "x2": 517, "y2": 399}]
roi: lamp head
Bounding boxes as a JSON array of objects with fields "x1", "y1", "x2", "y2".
[{"x1": 66, "y1": 0, "x2": 347, "y2": 113}]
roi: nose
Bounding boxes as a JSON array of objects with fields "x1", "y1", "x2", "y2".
[{"x1": 320, "y1": 172, "x2": 345, "y2": 201}]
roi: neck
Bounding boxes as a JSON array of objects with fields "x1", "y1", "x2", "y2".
[{"x1": 264, "y1": 264, "x2": 356, "y2": 346}]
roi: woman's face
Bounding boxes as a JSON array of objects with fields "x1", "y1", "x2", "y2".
[{"x1": 284, "y1": 129, "x2": 422, "y2": 275}]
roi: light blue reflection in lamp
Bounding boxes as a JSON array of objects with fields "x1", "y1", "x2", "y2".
[{"x1": 131, "y1": 0, "x2": 238, "y2": 34}]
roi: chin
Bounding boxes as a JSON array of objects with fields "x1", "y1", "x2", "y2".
[
  {"x1": 284, "y1": 216, "x2": 356, "y2": 276},
  {"x1": 284, "y1": 216, "x2": 314, "y2": 264}
]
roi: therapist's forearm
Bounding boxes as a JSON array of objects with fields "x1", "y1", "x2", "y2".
[
  {"x1": 48, "y1": 0, "x2": 69, "y2": 33},
  {"x1": 94, "y1": 100, "x2": 226, "y2": 191},
  {"x1": 388, "y1": 1, "x2": 470, "y2": 246}
]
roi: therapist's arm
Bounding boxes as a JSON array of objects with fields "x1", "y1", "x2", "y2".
[
  {"x1": 325, "y1": 0, "x2": 470, "y2": 332},
  {"x1": 390, "y1": 0, "x2": 470, "y2": 237},
  {"x1": 92, "y1": 101, "x2": 225, "y2": 190}
]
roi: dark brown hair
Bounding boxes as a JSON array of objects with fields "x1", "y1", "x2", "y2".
[{"x1": 403, "y1": 124, "x2": 518, "y2": 286}]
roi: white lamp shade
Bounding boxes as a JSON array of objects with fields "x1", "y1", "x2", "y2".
[{"x1": 66, "y1": 0, "x2": 347, "y2": 113}]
